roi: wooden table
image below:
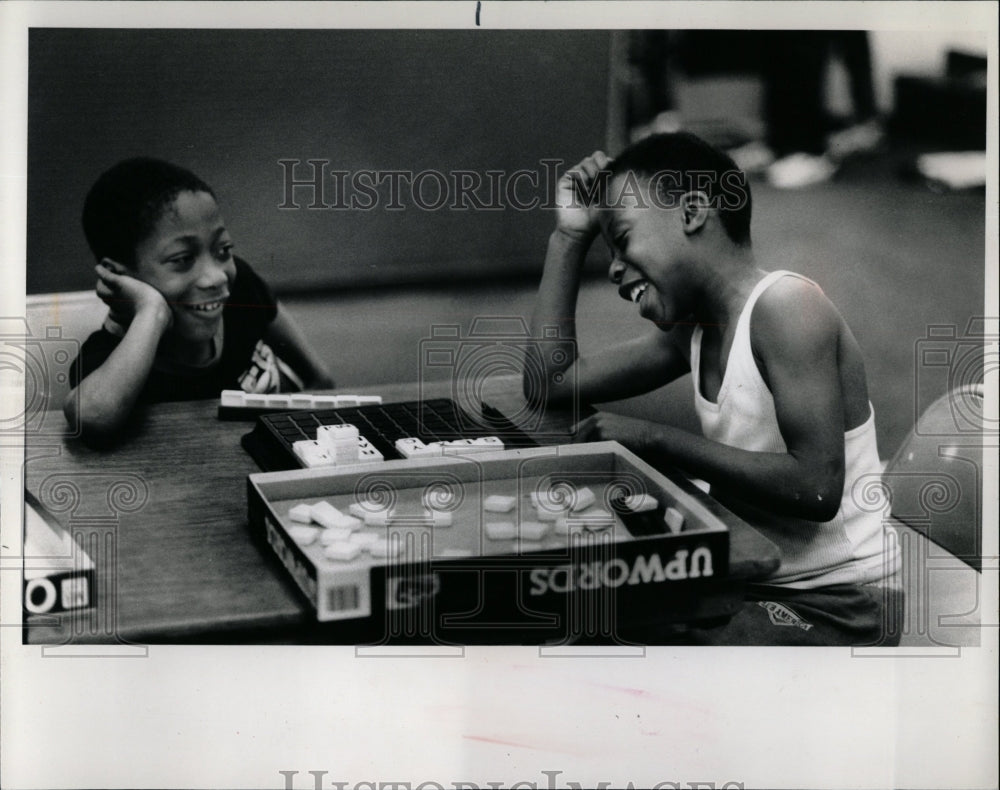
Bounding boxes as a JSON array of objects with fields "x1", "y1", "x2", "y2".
[{"x1": 23, "y1": 378, "x2": 780, "y2": 644}]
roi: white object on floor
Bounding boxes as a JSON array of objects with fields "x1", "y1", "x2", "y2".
[
  {"x1": 767, "y1": 153, "x2": 837, "y2": 189},
  {"x1": 727, "y1": 140, "x2": 775, "y2": 174},
  {"x1": 916, "y1": 151, "x2": 986, "y2": 191},
  {"x1": 826, "y1": 120, "x2": 884, "y2": 160}
]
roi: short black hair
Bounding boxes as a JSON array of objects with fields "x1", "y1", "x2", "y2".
[
  {"x1": 607, "y1": 132, "x2": 752, "y2": 246},
  {"x1": 81, "y1": 158, "x2": 216, "y2": 267}
]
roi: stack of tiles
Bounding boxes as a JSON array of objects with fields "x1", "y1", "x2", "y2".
[
  {"x1": 291, "y1": 423, "x2": 385, "y2": 468},
  {"x1": 318, "y1": 424, "x2": 362, "y2": 465}
]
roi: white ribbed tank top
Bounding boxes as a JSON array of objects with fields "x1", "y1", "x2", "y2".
[{"x1": 691, "y1": 270, "x2": 896, "y2": 588}]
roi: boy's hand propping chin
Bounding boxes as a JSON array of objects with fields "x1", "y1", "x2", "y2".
[
  {"x1": 95, "y1": 262, "x2": 172, "y2": 331},
  {"x1": 555, "y1": 151, "x2": 611, "y2": 244},
  {"x1": 572, "y1": 411, "x2": 655, "y2": 456}
]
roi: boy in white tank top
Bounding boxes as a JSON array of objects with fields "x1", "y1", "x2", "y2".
[{"x1": 525, "y1": 132, "x2": 900, "y2": 645}]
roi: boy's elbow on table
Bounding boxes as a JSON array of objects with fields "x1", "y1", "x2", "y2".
[
  {"x1": 65, "y1": 387, "x2": 130, "y2": 446},
  {"x1": 76, "y1": 414, "x2": 127, "y2": 446}
]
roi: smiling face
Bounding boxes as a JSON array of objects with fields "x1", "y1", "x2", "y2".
[
  {"x1": 600, "y1": 174, "x2": 698, "y2": 331},
  {"x1": 132, "y1": 190, "x2": 237, "y2": 348}
]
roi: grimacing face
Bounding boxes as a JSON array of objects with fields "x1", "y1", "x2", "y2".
[
  {"x1": 132, "y1": 190, "x2": 237, "y2": 347},
  {"x1": 601, "y1": 174, "x2": 695, "y2": 332}
]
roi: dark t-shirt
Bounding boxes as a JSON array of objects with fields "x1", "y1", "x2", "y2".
[{"x1": 69, "y1": 257, "x2": 298, "y2": 402}]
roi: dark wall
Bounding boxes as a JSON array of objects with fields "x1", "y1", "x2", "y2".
[{"x1": 28, "y1": 29, "x2": 611, "y2": 294}]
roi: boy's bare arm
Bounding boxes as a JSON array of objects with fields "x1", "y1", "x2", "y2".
[
  {"x1": 263, "y1": 304, "x2": 335, "y2": 390},
  {"x1": 577, "y1": 283, "x2": 847, "y2": 522},
  {"x1": 63, "y1": 265, "x2": 172, "y2": 440},
  {"x1": 526, "y1": 154, "x2": 688, "y2": 407}
]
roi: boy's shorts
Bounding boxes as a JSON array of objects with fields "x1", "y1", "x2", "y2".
[
  {"x1": 620, "y1": 583, "x2": 904, "y2": 646},
  {"x1": 681, "y1": 582, "x2": 904, "y2": 646}
]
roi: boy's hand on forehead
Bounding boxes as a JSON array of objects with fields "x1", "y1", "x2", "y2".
[
  {"x1": 555, "y1": 151, "x2": 612, "y2": 244},
  {"x1": 95, "y1": 262, "x2": 172, "y2": 330}
]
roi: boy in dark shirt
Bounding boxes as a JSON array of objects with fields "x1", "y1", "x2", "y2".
[{"x1": 66, "y1": 158, "x2": 332, "y2": 440}]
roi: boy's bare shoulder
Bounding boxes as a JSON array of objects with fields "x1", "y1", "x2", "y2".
[{"x1": 750, "y1": 273, "x2": 843, "y2": 358}]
